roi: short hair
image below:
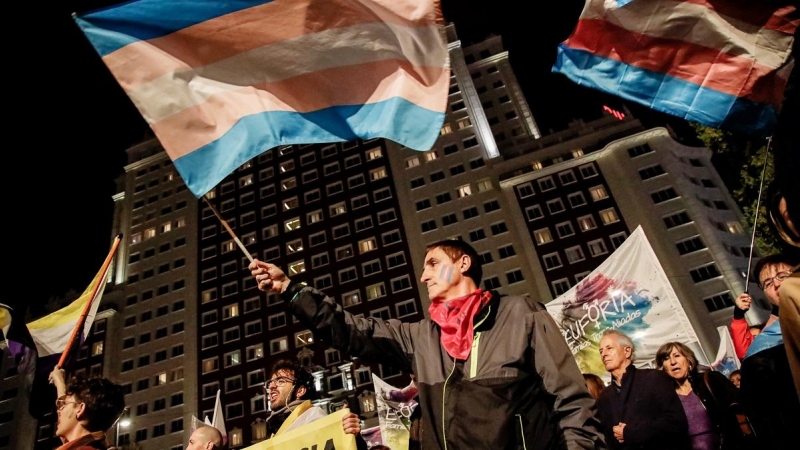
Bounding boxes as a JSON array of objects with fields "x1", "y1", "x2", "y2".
[
  {"x1": 65, "y1": 376, "x2": 126, "y2": 432},
  {"x1": 193, "y1": 426, "x2": 223, "y2": 449},
  {"x1": 426, "y1": 239, "x2": 482, "y2": 285},
  {"x1": 600, "y1": 329, "x2": 636, "y2": 362},
  {"x1": 270, "y1": 359, "x2": 316, "y2": 401},
  {"x1": 754, "y1": 253, "x2": 799, "y2": 285},
  {"x1": 655, "y1": 342, "x2": 699, "y2": 374},
  {"x1": 729, "y1": 369, "x2": 741, "y2": 378}
]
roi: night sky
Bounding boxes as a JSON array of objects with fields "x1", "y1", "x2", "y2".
[{"x1": 7, "y1": 1, "x2": 631, "y2": 311}]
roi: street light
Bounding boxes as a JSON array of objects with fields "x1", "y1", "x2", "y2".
[{"x1": 115, "y1": 408, "x2": 131, "y2": 449}]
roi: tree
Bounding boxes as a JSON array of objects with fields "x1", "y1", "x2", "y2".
[{"x1": 690, "y1": 123, "x2": 787, "y2": 257}]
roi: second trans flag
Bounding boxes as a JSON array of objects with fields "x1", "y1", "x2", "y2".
[
  {"x1": 552, "y1": 0, "x2": 798, "y2": 137},
  {"x1": 74, "y1": 0, "x2": 450, "y2": 197}
]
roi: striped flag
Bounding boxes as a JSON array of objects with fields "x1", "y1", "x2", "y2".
[
  {"x1": 74, "y1": 0, "x2": 450, "y2": 197},
  {"x1": 25, "y1": 235, "x2": 121, "y2": 418},
  {"x1": 27, "y1": 235, "x2": 120, "y2": 363},
  {"x1": 552, "y1": 0, "x2": 798, "y2": 136}
]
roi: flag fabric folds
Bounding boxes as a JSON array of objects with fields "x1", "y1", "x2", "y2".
[
  {"x1": 26, "y1": 235, "x2": 121, "y2": 362},
  {"x1": 23, "y1": 235, "x2": 121, "y2": 418},
  {"x1": 552, "y1": 0, "x2": 799, "y2": 136},
  {"x1": 74, "y1": 0, "x2": 450, "y2": 197}
]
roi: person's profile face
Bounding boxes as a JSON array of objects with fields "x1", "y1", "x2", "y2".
[
  {"x1": 599, "y1": 336, "x2": 630, "y2": 373},
  {"x1": 420, "y1": 247, "x2": 466, "y2": 303},
  {"x1": 730, "y1": 372, "x2": 741, "y2": 388}
]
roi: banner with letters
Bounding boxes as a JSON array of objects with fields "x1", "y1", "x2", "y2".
[
  {"x1": 242, "y1": 408, "x2": 356, "y2": 450},
  {"x1": 545, "y1": 226, "x2": 705, "y2": 379}
]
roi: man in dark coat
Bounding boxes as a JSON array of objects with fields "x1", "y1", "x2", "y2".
[{"x1": 596, "y1": 330, "x2": 689, "y2": 450}]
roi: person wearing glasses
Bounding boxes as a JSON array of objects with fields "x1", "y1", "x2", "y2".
[
  {"x1": 263, "y1": 359, "x2": 366, "y2": 448},
  {"x1": 730, "y1": 253, "x2": 799, "y2": 449},
  {"x1": 48, "y1": 365, "x2": 125, "y2": 450}
]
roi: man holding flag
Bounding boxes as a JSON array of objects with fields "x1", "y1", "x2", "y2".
[{"x1": 48, "y1": 365, "x2": 126, "y2": 450}]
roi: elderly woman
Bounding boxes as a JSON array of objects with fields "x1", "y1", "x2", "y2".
[{"x1": 656, "y1": 342, "x2": 749, "y2": 450}]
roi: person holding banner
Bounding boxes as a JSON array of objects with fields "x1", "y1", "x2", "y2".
[
  {"x1": 250, "y1": 239, "x2": 605, "y2": 450},
  {"x1": 595, "y1": 330, "x2": 689, "y2": 450},
  {"x1": 262, "y1": 359, "x2": 366, "y2": 449},
  {"x1": 48, "y1": 365, "x2": 126, "y2": 450}
]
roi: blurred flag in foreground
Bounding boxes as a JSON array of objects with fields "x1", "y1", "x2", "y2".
[
  {"x1": 74, "y1": 0, "x2": 450, "y2": 197},
  {"x1": 25, "y1": 235, "x2": 121, "y2": 418},
  {"x1": 711, "y1": 325, "x2": 741, "y2": 376},
  {"x1": 553, "y1": 0, "x2": 798, "y2": 136}
]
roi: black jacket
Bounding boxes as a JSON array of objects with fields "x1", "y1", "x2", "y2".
[
  {"x1": 282, "y1": 283, "x2": 606, "y2": 450},
  {"x1": 596, "y1": 366, "x2": 689, "y2": 450}
]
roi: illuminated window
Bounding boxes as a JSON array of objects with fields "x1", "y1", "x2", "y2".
[
  {"x1": 534, "y1": 228, "x2": 553, "y2": 245},
  {"x1": 295, "y1": 330, "x2": 314, "y2": 347}
]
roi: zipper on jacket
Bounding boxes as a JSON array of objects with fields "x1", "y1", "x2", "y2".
[
  {"x1": 470, "y1": 332, "x2": 481, "y2": 378},
  {"x1": 469, "y1": 305, "x2": 490, "y2": 378},
  {"x1": 442, "y1": 357, "x2": 456, "y2": 450},
  {"x1": 515, "y1": 414, "x2": 527, "y2": 450}
]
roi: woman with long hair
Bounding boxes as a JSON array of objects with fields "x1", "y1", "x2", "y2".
[{"x1": 655, "y1": 342, "x2": 749, "y2": 450}]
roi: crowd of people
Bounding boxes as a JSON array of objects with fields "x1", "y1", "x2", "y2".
[{"x1": 41, "y1": 234, "x2": 797, "y2": 450}]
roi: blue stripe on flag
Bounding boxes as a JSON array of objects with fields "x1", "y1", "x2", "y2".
[
  {"x1": 74, "y1": 0, "x2": 274, "y2": 56},
  {"x1": 552, "y1": 44, "x2": 777, "y2": 136},
  {"x1": 174, "y1": 97, "x2": 444, "y2": 197}
]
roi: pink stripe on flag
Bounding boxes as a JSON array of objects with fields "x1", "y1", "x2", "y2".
[
  {"x1": 564, "y1": 18, "x2": 789, "y2": 107},
  {"x1": 153, "y1": 59, "x2": 450, "y2": 159},
  {"x1": 101, "y1": 0, "x2": 441, "y2": 88}
]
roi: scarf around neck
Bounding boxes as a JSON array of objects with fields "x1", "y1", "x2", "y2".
[{"x1": 428, "y1": 289, "x2": 492, "y2": 360}]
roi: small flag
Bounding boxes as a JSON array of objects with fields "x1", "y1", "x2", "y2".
[
  {"x1": 74, "y1": 0, "x2": 450, "y2": 197},
  {"x1": 711, "y1": 326, "x2": 741, "y2": 376},
  {"x1": 553, "y1": 0, "x2": 798, "y2": 136},
  {"x1": 212, "y1": 389, "x2": 227, "y2": 445}
]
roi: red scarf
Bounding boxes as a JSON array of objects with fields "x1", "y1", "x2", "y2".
[{"x1": 428, "y1": 289, "x2": 492, "y2": 360}]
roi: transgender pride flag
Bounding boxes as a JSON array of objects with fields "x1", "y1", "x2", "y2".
[
  {"x1": 74, "y1": 0, "x2": 450, "y2": 197},
  {"x1": 553, "y1": 0, "x2": 798, "y2": 136}
]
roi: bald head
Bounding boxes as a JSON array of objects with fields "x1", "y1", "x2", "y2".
[{"x1": 187, "y1": 426, "x2": 222, "y2": 450}]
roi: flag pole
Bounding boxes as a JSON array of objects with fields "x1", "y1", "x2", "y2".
[
  {"x1": 744, "y1": 137, "x2": 772, "y2": 293},
  {"x1": 58, "y1": 234, "x2": 122, "y2": 367},
  {"x1": 203, "y1": 196, "x2": 254, "y2": 263}
]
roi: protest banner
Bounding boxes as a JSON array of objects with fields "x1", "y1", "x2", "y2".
[
  {"x1": 369, "y1": 374, "x2": 418, "y2": 450},
  {"x1": 545, "y1": 226, "x2": 706, "y2": 379},
  {"x1": 242, "y1": 408, "x2": 356, "y2": 450}
]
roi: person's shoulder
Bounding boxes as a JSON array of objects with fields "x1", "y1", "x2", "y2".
[{"x1": 497, "y1": 293, "x2": 545, "y2": 312}]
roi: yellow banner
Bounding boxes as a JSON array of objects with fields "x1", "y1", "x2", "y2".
[{"x1": 243, "y1": 409, "x2": 356, "y2": 450}]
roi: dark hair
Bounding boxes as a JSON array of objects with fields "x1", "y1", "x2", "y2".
[
  {"x1": 66, "y1": 376, "x2": 125, "y2": 432},
  {"x1": 729, "y1": 369, "x2": 741, "y2": 378},
  {"x1": 270, "y1": 359, "x2": 316, "y2": 401},
  {"x1": 655, "y1": 342, "x2": 699, "y2": 376},
  {"x1": 426, "y1": 239, "x2": 482, "y2": 285},
  {"x1": 754, "y1": 253, "x2": 799, "y2": 285}
]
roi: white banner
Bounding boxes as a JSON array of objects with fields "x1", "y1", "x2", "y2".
[{"x1": 546, "y1": 226, "x2": 705, "y2": 379}]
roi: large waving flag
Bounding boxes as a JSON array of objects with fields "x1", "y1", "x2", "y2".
[
  {"x1": 25, "y1": 235, "x2": 121, "y2": 418},
  {"x1": 552, "y1": 0, "x2": 799, "y2": 136},
  {"x1": 74, "y1": 0, "x2": 450, "y2": 197}
]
